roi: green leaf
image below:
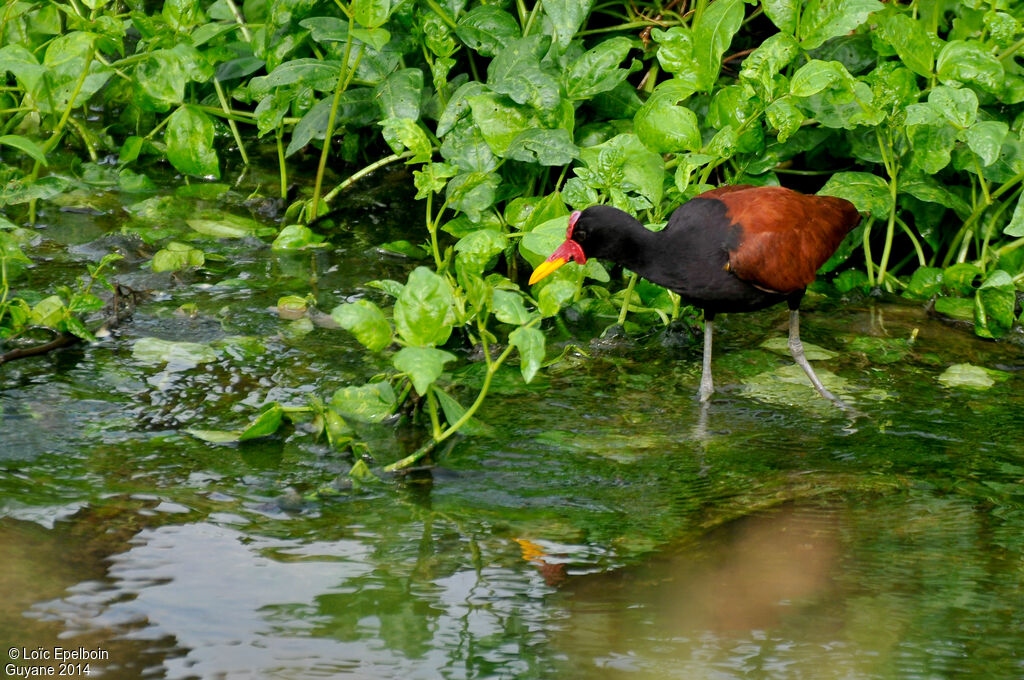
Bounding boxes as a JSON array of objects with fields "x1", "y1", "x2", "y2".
[
  {"x1": 378, "y1": 240, "x2": 429, "y2": 259},
  {"x1": 818, "y1": 172, "x2": 891, "y2": 217},
  {"x1": 351, "y1": 27, "x2": 391, "y2": 50},
  {"x1": 379, "y1": 117, "x2": 433, "y2": 162},
  {"x1": 455, "y1": 6, "x2": 520, "y2": 57},
  {"x1": 393, "y1": 346, "x2": 456, "y2": 395},
  {"x1": 119, "y1": 136, "x2": 145, "y2": 164},
  {"x1": 928, "y1": 86, "x2": 978, "y2": 129},
  {"x1": 41, "y1": 32, "x2": 114, "y2": 112},
  {"x1": 903, "y1": 267, "x2": 944, "y2": 299},
  {"x1": 540, "y1": 0, "x2": 594, "y2": 50},
  {"x1": 152, "y1": 242, "x2": 204, "y2": 271},
  {"x1": 445, "y1": 171, "x2": 501, "y2": 222},
  {"x1": 490, "y1": 63, "x2": 562, "y2": 112},
  {"x1": 766, "y1": 98, "x2": 803, "y2": 143},
  {"x1": 186, "y1": 213, "x2": 260, "y2": 238},
  {"x1": 0, "y1": 135, "x2": 47, "y2": 166},
  {"x1": 974, "y1": 270, "x2": 1016, "y2": 339},
  {"x1": 433, "y1": 387, "x2": 489, "y2": 436},
  {"x1": 394, "y1": 266, "x2": 455, "y2": 347},
  {"x1": 413, "y1": 162, "x2": 459, "y2": 198},
  {"x1": 440, "y1": 119, "x2": 498, "y2": 172},
  {"x1": 509, "y1": 325, "x2": 545, "y2": 383},
  {"x1": 437, "y1": 81, "x2": 488, "y2": 137},
  {"x1": 537, "y1": 278, "x2": 577, "y2": 316},
  {"x1": 1005, "y1": 191, "x2": 1024, "y2": 237},
  {"x1": 833, "y1": 269, "x2": 870, "y2": 294},
  {"x1": 943, "y1": 263, "x2": 982, "y2": 296},
  {"x1": 352, "y1": 0, "x2": 392, "y2": 29},
  {"x1": 186, "y1": 429, "x2": 243, "y2": 443},
  {"x1": 467, "y1": 92, "x2": 544, "y2": 156},
  {"x1": 934, "y1": 296, "x2": 975, "y2": 321},
  {"x1": 739, "y1": 33, "x2": 799, "y2": 97},
  {"x1": 331, "y1": 299, "x2": 393, "y2": 352},
  {"x1": 874, "y1": 10, "x2": 934, "y2": 78},
  {"x1": 165, "y1": 105, "x2": 219, "y2": 179},
  {"x1": 937, "y1": 363, "x2": 1001, "y2": 390},
  {"x1": 578, "y1": 133, "x2": 664, "y2": 207},
  {"x1": 375, "y1": 68, "x2": 423, "y2": 121},
  {"x1": 492, "y1": 289, "x2": 533, "y2": 325},
  {"x1": 762, "y1": 0, "x2": 798, "y2": 33},
  {"x1": 504, "y1": 128, "x2": 580, "y2": 165},
  {"x1": 239, "y1": 403, "x2": 285, "y2": 441},
  {"x1": 900, "y1": 172, "x2": 971, "y2": 219},
  {"x1": 790, "y1": 59, "x2": 846, "y2": 97},
  {"x1": 272, "y1": 224, "x2": 326, "y2": 250},
  {"x1": 691, "y1": 0, "x2": 745, "y2": 90},
  {"x1": 330, "y1": 381, "x2": 397, "y2": 423},
  {"x1": 564, "y1": 37, "x2": 634, "y2": 100},
  {"x1": 936, "y1": 40, "x2": 1004, "y2": 94},
  {"x1": 132, "y1": 337, "x2": 218, "y2": 368},
  {"x1": 799, "y1": 0, "x2": 883, "y2": 50},
  {"x1": 250, "y1": 59, "x2": 341, "y2": 96},
  {"x1": 454, "y1": 228, "x2": 505, "y2": 274},
  {"x1": 651, "y1": 27, "x2": 700, "y2": 89},
  {"x1": 634, "y1": 91, "x2": 701, "y2": 153},
  {"x1": 965, "y1": 121, "x2": 1008, "y2": 167},
  {"x1": 0, "y1": 176, "x2": 71, "y2": 206},
  {"x1": 904, "y1": 103, "x2": 957, "y2": 174},
  {"x1": 29, "y1": 295, "x2": 64, "y2": 328}
]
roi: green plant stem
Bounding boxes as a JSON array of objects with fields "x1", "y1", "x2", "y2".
[
  {"x1": 523, "y1": 0, "x2": 542, "y2": 37},
  {"x1": 276, "y1": 127, "x2": 287, "y2": 199},
  {"x1": 424, "y1": 0, "x2": 458, "y2": 30},
  {"x1": 998, "y1": 35, "x2": 1024, "y2": 61},
  {"x1": 223, "y1": 0, "x2": 253, "y2": 42},
  {"x1": 384, "y1": 318, "x2": 540, "y2": 472},
  {"x1": 324, "y1": 150, "x2": 418, "y2": 202},
  {"x1": 66, "y1": 117, "x2": 97, "y2": 162},
  {"x1": 862, "y1": 216, "x2": 876, "y2": 286},
  {"x1": 310, "y1": 17, "x2": 359, "y2": 222},
  {"x1": 942, "y1": 170, "x2": 1024, "y2": 268},
  {"x1": 213, "y1": 77, "x2": 249, "y2": 166},
  {"x1": 895, "y1": 215, "x2": 926, "y2": 268},
  {"x1": 578, "y1": 20, "x2": 675, "y2": 36},
  {"x1": 426, "y1": 192, "x2": 444, "y2": 270},
  {"x1": 426, "y1": 388, "x2": 442, "y2": 439},
  {"x1": 617, "y1": 272, "x2": 638, "y2": 325},
  {"x1": 42, "y1": 48, "x2": 94, "y2": 155}
]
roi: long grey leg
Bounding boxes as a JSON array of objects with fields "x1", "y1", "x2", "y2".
[
  {"x1": 788, "y1": 310, "x2": 848, "y2": 408},
  {"x1": 699, "y1": 318, "x2": 714, "y2": 402}
]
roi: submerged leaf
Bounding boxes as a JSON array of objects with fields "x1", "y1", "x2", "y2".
[
  {"x1": 330, "y1": 381, "x2": 397, "y2": 423},
  {"x1": 331, "y1": 299, "x2": 393, "y2": 352},
  {"x1": 937, "y1": 363, "x2": 1001, "y2": 390},
  {"x1": 394, "y1": 347, "x2": 456, "y2": 395}
]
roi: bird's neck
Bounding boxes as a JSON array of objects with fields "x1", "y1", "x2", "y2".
[{"x1": 594, "y1": 217, "x2": 664, "y2": 278}]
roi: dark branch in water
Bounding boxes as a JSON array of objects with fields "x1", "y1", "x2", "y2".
[{"x1": 0, "y1": 284, "x2": 139, "y2": 366}]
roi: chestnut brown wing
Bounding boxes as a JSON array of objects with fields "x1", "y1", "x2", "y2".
[{"x1": 713, "y1": 186, "x2": 860, "y2": 293}]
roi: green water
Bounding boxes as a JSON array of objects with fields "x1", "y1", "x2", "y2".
[{"x1": 2, "y1": 178, "x2": 1024, "y2": 679}]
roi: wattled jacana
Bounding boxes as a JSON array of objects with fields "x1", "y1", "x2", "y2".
[{"x1": 528, "y1": 185, "x2": 861, "y2": 406}]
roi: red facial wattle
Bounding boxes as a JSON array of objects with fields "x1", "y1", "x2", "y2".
[{"x1": 528, "y1": 211, "x2": 587, "y2": 284}]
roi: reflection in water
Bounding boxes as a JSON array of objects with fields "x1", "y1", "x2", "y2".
[
  {"x1": 555, "y1": 506, "x2": 840, "y2": 677},
  {"x1": 28, "y1": 521, "x2": 554, "y2": 679}
]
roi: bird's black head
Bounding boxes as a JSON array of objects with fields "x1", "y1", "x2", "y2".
[{"x1": 528, "y1": 204, "x2": 642, "y2": 284}]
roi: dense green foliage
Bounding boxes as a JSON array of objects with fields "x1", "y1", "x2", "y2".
[{"x1": 2, "y1": 0, "x2": 1024, "y2": 463}]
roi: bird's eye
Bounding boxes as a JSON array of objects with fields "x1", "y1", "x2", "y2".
[{"x1": 574, "y1": 229, "x2": 586, "y2": 241}]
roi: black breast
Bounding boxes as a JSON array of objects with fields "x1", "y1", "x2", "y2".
[{"x1": 643, "y1": 198, "x2": 788, "y2": 315}]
